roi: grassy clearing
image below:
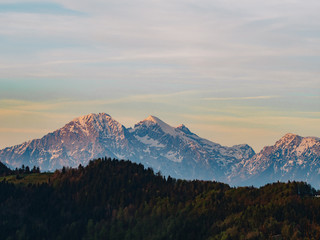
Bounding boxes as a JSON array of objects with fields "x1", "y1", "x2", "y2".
[{"x1": 0, "y1": 173, "x2": 53, "y2": 185}]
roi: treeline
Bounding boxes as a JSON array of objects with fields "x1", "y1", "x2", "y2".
[
  {"x1": 14, "y1": 164, "x2": 40, "y2": 175},
  {"x1": 0, "y1": 162, "x2": 40, "y2": 177},
  {"x1": 0, "y1": 157, "x2": 320, "y2": 240}
]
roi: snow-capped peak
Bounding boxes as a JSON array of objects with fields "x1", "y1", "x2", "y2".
[
  {"x1": 66, "y1": 113, "x2": 125, "y2": 137},
  {"x1": 145, "y1": 115, "x2": 161, "y2": 123},
  {"x1": 139, "y1": 115, "x2": 179, "y2": 137}
]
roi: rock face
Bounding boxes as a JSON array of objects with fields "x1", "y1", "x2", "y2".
[
  {"x1": 230, "y1": 133, "x2": 320, "y2": 188},
  {"x1": 0, "y1": 113, "x2": 254, "y2": 180}
]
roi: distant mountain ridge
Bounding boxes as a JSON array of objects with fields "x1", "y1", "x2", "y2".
[
  {"x1": 0, "y1": 113, "x2": 319, "y2": 187},
  {"x1": 0, "y1": 113, "x2": 254, "y2": 181}
]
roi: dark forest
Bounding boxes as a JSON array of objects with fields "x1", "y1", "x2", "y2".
[{"x1": 1, "y1": 158, "x2": 320, "y2": 240}]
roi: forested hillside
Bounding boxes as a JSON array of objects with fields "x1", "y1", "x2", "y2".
[{"x1": 1, "y1": 158, "x2": 320, "y2": 240}]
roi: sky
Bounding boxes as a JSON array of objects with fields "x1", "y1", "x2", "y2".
[{"x1": 0, "y1": 0, "x2": 319, "y2": 152}]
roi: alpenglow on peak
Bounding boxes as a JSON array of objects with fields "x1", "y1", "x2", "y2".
[{"x1": 138, "y1": 115, "x2": 179, "y2": 137}]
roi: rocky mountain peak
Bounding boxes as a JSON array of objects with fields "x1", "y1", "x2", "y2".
[
  {"x1": 74, "y1": 112, "x2": 110, "y2": 121},
  {"x1": 176, "y1": 124, "x2": 194, "y2": 135},
  {"x1": 252, "y1": 133, "x2": 320, "y2": 159},
  {"x1": 282, "y1": 133, "x2": 300, "y2": 141},
  {"x1": 67, "y1": 113, "x2": 124, "y2": 136},
  {"x1": 72, "y1": 113, "x2": 117, "y2": 127},
  {"x1": 233, "y1": 133, "x2": 320, "y2": 188},
  {"x1": 270, "y1": 133, "x2": 302, "y2": 152}
]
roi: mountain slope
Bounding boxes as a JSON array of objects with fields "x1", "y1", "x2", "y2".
[
  {"x1": 131, "y1": 115, "x2": 255, "y2": 179},
  {"x1": 0, "y1": 113, "x2": 254, "y2": 181},
  {"x1": 231, "y1": 133, "x2": 320, "y2": 188}
]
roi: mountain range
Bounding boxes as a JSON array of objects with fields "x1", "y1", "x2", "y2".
[{"x1": 0, "y1": 113, "x2": 319, "y2": 187}]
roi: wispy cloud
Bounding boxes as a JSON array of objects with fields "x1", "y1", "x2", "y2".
[
  {"x1": 0, "y1": 90, "x2": 199, "y2": 112},
  {"x1": 203, "y1": 96, "x2": 279, "y2": 101}
]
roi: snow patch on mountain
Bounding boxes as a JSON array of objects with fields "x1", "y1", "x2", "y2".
[
  {"x1": 135, "y1": 135, "x2": 165, "y2": 148},
  {"x1": 164, "y1": 151, "x2": 183, "y2": 163}
]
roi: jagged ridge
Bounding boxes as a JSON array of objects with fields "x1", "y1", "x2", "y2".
[{"x1": 0, "y1": 114, "x2": 319, "y2": 187}]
